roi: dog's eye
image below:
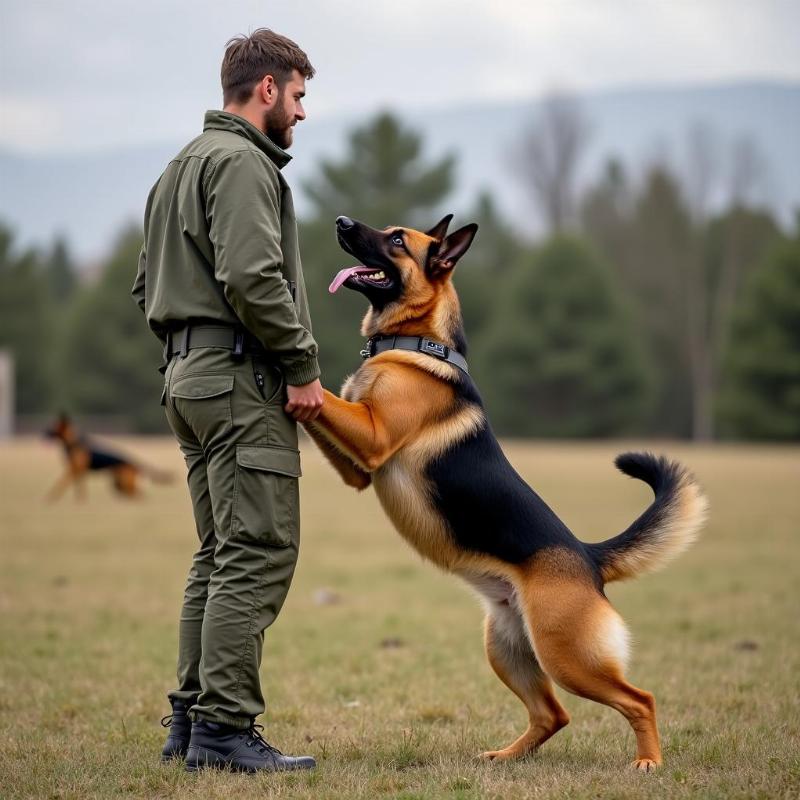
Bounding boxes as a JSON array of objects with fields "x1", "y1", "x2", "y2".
[{"x1": 391, "y1": 234, "x2": 404, "y2": 247}]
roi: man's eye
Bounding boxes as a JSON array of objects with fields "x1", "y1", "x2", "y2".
[{"x1": 391, "y1": 234, "x2": 404, "y2": 247}]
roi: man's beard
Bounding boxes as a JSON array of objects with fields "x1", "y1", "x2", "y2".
[{"x1": 264, "y1": 98, "x2": 294, "y2": 150}]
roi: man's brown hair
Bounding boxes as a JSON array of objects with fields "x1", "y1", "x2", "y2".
[{"x1": 221, "y1": 29, "x2": 315, "y2": 106}]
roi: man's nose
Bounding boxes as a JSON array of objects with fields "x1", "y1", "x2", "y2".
[{"x1": 336, "y1": 216, "x2": 355, "y2": 230}]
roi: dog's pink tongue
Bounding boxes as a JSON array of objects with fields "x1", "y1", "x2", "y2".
[{"x1": 329, "y1": 266, "x2": 363, "y2": 293}]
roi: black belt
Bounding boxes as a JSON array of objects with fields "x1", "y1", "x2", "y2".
[{"x1": 165, "y1": 325, "x2": 267, "y2": 360}]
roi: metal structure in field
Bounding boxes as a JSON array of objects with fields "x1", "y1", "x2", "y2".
[{"x1": 0, "y1": 350, "x2": 14, "y2": 439}]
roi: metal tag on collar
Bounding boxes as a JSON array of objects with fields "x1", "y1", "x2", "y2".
[
  {"x1": 360, "y1": 337, "x2": 376, "y2": 360},
  {"x1": 419, "y1": 338, "x2": 448, "y2": 360}
]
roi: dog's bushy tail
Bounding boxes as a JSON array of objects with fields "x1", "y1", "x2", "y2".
[{"x1": 588, "y1": 452, "x2": 708, "y2": 584}]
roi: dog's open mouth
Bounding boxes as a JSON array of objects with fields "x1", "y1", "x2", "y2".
[{"x1": 329, "y1": 265, "x2": 395, "y2": 294}]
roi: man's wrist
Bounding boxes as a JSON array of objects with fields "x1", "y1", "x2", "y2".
[{"x1": 284, "y1": 356, "x2": 321, "y2": 386}]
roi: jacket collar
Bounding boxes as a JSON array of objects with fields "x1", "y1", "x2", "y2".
[{"x1": 203, "y1": 110, "x2": 292, "y2": 169}]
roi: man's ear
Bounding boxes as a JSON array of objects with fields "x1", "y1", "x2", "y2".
[
  {"x1": 259, "y1": 74, "x2": 277, "y2": 105},
  {"x1": 425, "y1": 214, "x2": 453, "y2": 242},
  {"x1": 428, "y1": 223, "x2": 478, "y2": 276}
]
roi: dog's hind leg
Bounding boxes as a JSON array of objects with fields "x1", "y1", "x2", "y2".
[
  {"x1": 113, "y1": 465, "x2": 141, "y2": 497},
  {"x1": 519, "y1": 554, "x2": 662, "y2": 771},
  {"x1": 480, "y1": 603, "x2": 570, "y2": 761}
]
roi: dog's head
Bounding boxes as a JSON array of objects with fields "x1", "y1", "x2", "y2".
[
  {"x1": 330, "y1": 214, "x2": 478, "y2": 343},
  {"x1": 44, "y1": 412, "x2": 73, "y2": 442}
]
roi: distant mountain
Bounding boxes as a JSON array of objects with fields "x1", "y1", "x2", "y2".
[{"x1": 1, "y1": 81, "x2": 798, "y2": 264}]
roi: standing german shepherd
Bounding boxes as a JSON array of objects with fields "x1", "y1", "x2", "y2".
[
  {"x1": 45, "y1": 413, "x2": 172, "y2": 501},
  {"x1": 304, "y1": 214, "x2": 707, "y2": 771}
]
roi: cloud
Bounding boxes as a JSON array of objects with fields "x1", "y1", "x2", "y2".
[{"x1": 1, "y1": 0, "x2": 798, "y2": 153}]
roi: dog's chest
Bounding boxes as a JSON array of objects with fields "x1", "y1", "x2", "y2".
[
  {"x1": 372, "y1": 456, "x2": 461, "y2": 569},
  {"x1": 342, "y1": 362, "x2": 486, "y2": 568}
]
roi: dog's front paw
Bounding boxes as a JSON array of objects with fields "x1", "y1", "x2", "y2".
[
  {"x1": 478, "y1": 748, "x2": 521, "y2": 762},
  {"x1": 632, "y1": 758, "x2": 660, "y2": 772}
]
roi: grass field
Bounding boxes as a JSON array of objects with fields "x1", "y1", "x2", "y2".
[{"x1": 1, "y1": 436, "x2": 798, "y2": 799}]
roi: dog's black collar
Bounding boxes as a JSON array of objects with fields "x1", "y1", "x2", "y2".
[{"x1": 360, "y1": 335, "x2": 469, "y2": 375}]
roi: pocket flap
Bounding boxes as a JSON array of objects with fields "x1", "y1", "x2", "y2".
[
  {"x1": 171, "y1": 374, "x2": 234, "y2": 400},
  {"x1": 236, "y1": 445, "x2": 302, "y2": 478}
]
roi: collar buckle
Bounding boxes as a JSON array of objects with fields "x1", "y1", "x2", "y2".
[{"x1": 360, "y1": 336, "x2": 378, "y2": 360}]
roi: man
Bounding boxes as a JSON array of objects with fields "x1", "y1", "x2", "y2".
[{"x1": 133, "y1": 29, "x2": 323, "y2": 773}]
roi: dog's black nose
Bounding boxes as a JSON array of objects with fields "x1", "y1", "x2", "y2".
[{"x1": 336, "y1": 216, "x2": 355, "y2": 230}]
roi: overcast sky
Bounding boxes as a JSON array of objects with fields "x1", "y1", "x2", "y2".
[{"x1": 1, "y1": 0, "x2": 799, "y2": 154}]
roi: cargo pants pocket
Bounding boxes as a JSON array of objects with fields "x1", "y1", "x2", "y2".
[
  {"x1": 169, "y1": 373, "x2": 235, "y2": 444},
  {"x1": 231, "y1": 445, "x2": 301, "y2": 547}
]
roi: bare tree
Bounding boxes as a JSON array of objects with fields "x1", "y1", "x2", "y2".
[
  {"x1": 684, "y1": 121, "x2": 720, "y2": 221},
  {"x1": 513, "y1": 92, "x2": 591, "y2": 234},
  {"x1": 683, "y1": 125, "x2": 769, "y2": 440},
  {"x1": 711, "y1": 135, "x2": 769, "y2": 399},
  {"x1": 683, "y1": 123, "x2": 718, "y2": 440},
  {"x1": 729, "y1": 135, "x2": 767, "y2": 207}
]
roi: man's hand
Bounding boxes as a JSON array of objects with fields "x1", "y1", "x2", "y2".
[{"x1": 285, "y1": 378, "x2": 324, "y2": 422}]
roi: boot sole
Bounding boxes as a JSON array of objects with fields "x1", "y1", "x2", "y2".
[{"x1": 185, "y1": 746, "x2": 315, "y2": 773}]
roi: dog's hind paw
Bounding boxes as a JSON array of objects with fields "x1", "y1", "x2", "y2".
[{"x1": 632, "y1": 758, "x2": 660, "y2": 772}]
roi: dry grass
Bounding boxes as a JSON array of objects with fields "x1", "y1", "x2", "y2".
[{"x1": 1, "y1": 436, "x2": 798, "y2": 799}]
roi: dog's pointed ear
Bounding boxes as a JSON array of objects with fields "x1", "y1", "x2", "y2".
[
  {"x1": 428, "y1": 223, "x2": 478, "y2": 276},
  {"x1": 425, "y1": 214, "x2": 453, "y2": 242}
]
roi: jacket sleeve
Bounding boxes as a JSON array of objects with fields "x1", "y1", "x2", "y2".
[
  {"x1": 132, "y1": 180, "x2": 156, "y2": 316},
  {"x1": 132, "y1": 245, "x2": 146, "y2": 314},
  {"x1": 205, "y1": 150, "x2": 320, "y2": 385}
]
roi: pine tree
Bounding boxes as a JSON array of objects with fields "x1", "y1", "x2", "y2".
[
  {"x1": 455, "y1": 191, "x2": 524, "y2": 345},
  {"x1": 299, "y1": 112, "x2": 455, "y2": 390},
  {"x1": 718, "y1": 238, "x2": 800, "y2": 439},
  {"x1": 474, "y1": 237, "x2": 652, "y2": 437},
  {"x1": 302, "y1": 111, "x2": 455, "y2": 229},
  {"x1": 60, "y1": 226, "x2": 165, "y2": 431},
  {"x1": 46, "y1": 237, "x2": 77, "y2": 303},
  {"x1": 0, "y1": 223, "x2": 54, "y2": 415}
]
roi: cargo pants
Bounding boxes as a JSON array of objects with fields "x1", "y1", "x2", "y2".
[{"x1": 162, "y1": 346, "x2": 301, "y2": 728}]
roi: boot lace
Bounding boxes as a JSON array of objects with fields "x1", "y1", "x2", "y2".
[{"x1": 244, "y1": 723, "x2": 284, "y2": 756}]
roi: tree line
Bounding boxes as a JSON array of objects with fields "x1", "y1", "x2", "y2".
[{"x1": 1, "y1": 105, "x2": 798, "y2": 439}]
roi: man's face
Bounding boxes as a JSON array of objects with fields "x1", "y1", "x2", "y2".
[{"x1": 264, "y1": 69, "x2": 307, "y2": 150}]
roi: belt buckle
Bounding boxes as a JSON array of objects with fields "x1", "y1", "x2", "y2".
[{"x1": 232, "y1": 330, "x2": 245, "y2": 360}]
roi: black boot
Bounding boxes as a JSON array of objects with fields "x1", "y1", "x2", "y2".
[
  {"x1": 185, "y1": 720, "x2": 316, "y2": 773},
  {"x1": 160, "y1": 698, "x2": 193, "y2": 762}
]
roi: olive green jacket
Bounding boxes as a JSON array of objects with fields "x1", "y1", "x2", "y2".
[{"x1": 133, "y1": 110, "x2": 320, "y2": 385}]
